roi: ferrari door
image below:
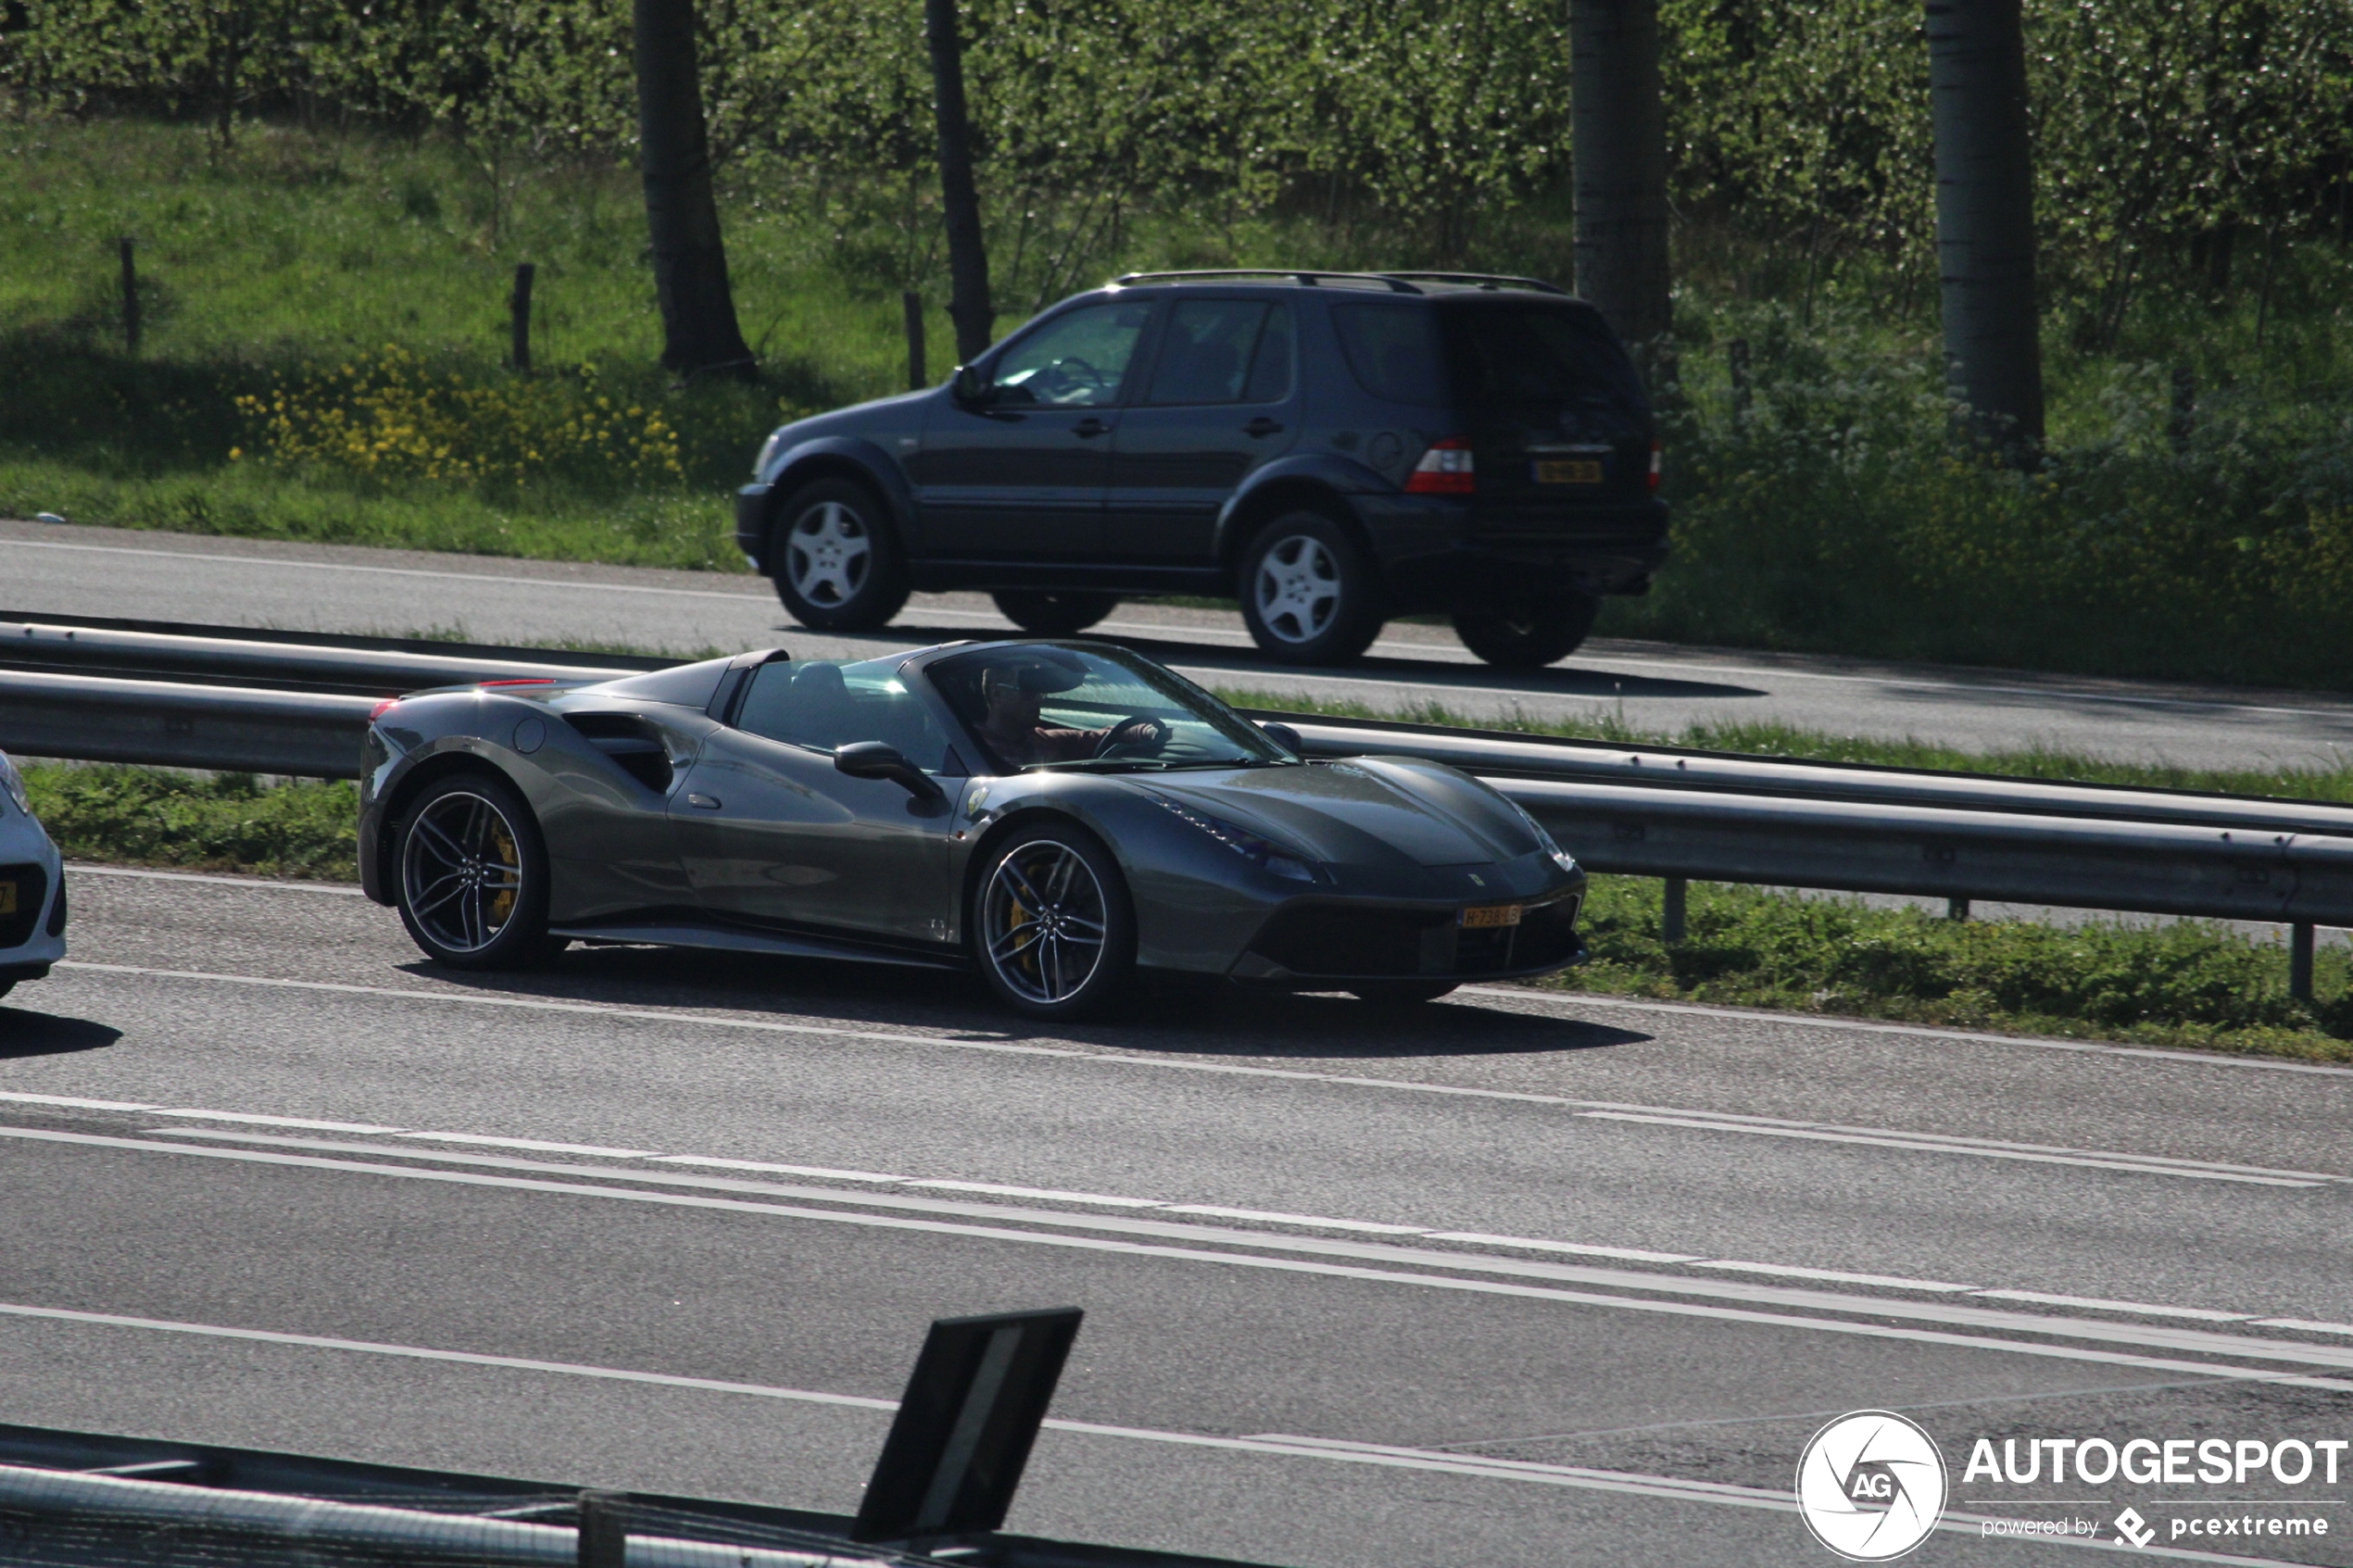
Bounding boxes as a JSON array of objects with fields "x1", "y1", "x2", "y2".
[{"x1": 667, "y1": 660, "x2": 963, "y2": 947}]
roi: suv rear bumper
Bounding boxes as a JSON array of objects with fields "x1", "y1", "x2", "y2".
[{"x1": 1354, "y1": 495, "x2": 1669, "y2": 604}]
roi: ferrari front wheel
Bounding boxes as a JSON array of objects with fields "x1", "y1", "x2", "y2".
[
  {"x1": 974, "y1": 823, "x2": 1135, "y2": 1020},
  {"x1": 393, "y1": 771, "x2": 553, "y2": 970}
]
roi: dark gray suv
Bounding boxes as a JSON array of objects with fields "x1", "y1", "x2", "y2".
[{"x1": 735, "y1": 270, "x2": 1667, "y2": 668}]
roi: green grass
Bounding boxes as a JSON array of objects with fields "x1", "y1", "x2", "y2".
[
  {"x1": 26, "y1": 762, "x2": 357, "y2": 880},
  {"x1": 1218, "y1": 688, "x2": 2353, "y2": 802},
  {"x1": 21, "y1": 756, "x2": 2350, "y2": 1064}
]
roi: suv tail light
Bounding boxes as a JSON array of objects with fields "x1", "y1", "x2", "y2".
[
  {"x1": 369, "y1": 697, "x2": 400, "y2": 721},
  {"x1": 1404, "y1": 436, "x2": 1476, "y2": 495},
  {"x1": 1648, "y1": 439, "x2": 1662, "y2": 494}
]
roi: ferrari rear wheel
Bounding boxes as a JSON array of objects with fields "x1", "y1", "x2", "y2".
[
  {"x1": 1351, "y1": 981, "x2": 1459, "y2": 1005},
  {"x1": 394, "y1": 771, "x2": 553, "y2": 970},
  {"x1": 974, "y1": 823, "x2": 1135, "y2": 1020}
]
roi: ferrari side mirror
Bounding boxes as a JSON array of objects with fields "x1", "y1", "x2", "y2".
[
  {"x1": 837, "y1": 741, "x2": 946, "y2": 805},
  {"x1": 951, "y1": 363, "x2": 988, "y2": 405},
  {"x1": 1258, "y1": 721, "x2": 1303, "y2": 758}
]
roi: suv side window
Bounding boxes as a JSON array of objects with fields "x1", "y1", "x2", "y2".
[
  {"x1": 988, "y1": 302, "x2": 1152, "y2": 408},
  {"x1": 1331, "y1": 303, "x2": 1445, "y2": 404},
  {"x1": 1145, "y1": 299, "x2": 1293, "y2": 406}
]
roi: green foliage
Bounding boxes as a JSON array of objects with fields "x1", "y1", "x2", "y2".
[
  {"x1": 1562, "y1": 877, "x2": 2353, "y2": 1063},
  {"x1": 23, "y1": 762, "x2": 358, "y2": 878}
]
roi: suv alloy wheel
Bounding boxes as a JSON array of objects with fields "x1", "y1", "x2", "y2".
[
  {"x1": 773, "y1": 477, "x2": 912, "y2": 632},
  {"x1": 1239, "y1": 512, "x2": 1386, "y2": 665}
]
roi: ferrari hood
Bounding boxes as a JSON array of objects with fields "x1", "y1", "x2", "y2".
[{"x1": 1146, "y1": 757, "x2": 1539, "y2": 868}]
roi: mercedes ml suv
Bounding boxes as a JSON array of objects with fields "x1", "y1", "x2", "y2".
[{"x1": 735, "y1": 270, "x2": 1666, "y2": 668}]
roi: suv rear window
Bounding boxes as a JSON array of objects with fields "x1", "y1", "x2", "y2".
[{"x1": 1439, "y1": 302, "x2": 1647, "y2": 413}]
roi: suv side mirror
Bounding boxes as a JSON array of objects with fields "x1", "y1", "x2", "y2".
[
  {"x1": 836, "y1": 741, "x2": 946, "y2": 805},
  {"x1": 951, "y1": 363, "x2": 989, "y2": 406}
]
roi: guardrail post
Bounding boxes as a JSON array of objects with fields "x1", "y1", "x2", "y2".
[
  {"x1": 1946, "y1": 897, "x2": 1970, "y2": 922},
  {"x1": 577, "y1": 1489, "x2": 626, "y2": 1568},
  {"x1": 2290, "y1": 922, "x2": 2316, "y2": 1003},
  {"x1": 1661, "y1": 876, "x2": 1687, "y2": 944}
]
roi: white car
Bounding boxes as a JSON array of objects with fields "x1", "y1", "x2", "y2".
[{"x1": 0, "y1": 751, "x2": 66, "y2": 1002}]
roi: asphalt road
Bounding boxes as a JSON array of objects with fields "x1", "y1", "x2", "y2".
[
  {"x1": 1, "y1": 867, "x2": 2347, "y2": 1566},
  {"x1": 10, "y1": 517, "x2": 2353, "y2": 771}
]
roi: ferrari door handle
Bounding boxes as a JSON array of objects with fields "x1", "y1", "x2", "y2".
[
  {"x1": 1242, "y1": 417, "x2": 1285, "y2": 437},
  {"x1": 1072, "y1": 417, "x2": 1112, "y2": 438},
  {"x1": 686, "y1": 793, "x2": 722, "y2": 809}
]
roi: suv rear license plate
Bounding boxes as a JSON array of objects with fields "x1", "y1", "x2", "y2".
[
  {"x1": 1533, "y1": 459, "x2": 1603, "y2": 484},
  {"x1": 1460, "y1": 902, "x2": 1522, "y2": 929},
  {"x1": 0, "y1": 882, "x2": 15, "y2": 916}
]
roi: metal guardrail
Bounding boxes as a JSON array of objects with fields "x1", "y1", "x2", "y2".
[{"x1": 0, "y1": 621, "x2": 2342, "y2": 988}]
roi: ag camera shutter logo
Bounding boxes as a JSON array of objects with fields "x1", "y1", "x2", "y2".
[{"x1": 1796, "y1": 1411, "x2": 1948, "y2": 1560}]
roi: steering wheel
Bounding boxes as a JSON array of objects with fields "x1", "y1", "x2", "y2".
[
  {"x1": 1038, "y1": 355, "x2": 1109, "y2": 403},
  {"x1": 1094, "y1": 714, "x2": 1170, "y2": 759}
]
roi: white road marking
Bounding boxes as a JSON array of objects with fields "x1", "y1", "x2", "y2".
[
  {"x1": 52, "y1": 964, "x2": 2347, "y2": 1189},
  {"x1": 1461, "y1": 984, "x2": 2353, "y2": 1081},
  {"x1": 393, "y1": 1131, "x2": 662, "y2": 1159},
  {"x1": 1575, "y1": 1110, "x2": 2325, "y2": 1186},
  {"x1": 66, "y1": 865, "x2": 367, "y2": 894},
  {"x1": 1974, "y1": 1290, "x2": 2257, "y2": 1324},
  {"x1": 908, "y1": 1179, "x2": 1164, "y2": 1208},
  {"x1": 1161, "y1": 1204, "x2": 1428, "y2": 1235},
  {"x1": 1691, "y1": 1261, "x2": 1979, "y2": 1293},
  {"x1": 651, "y1": 1155, "x2": 908, "y2": 1183},
  {"x1": 148, "y1": 1109, "x2": 405, "y2": 1135},
  {"x1": 0, "y1": 1299, "x2": 2284, "y2": 1562},
  {"x1": 2259, "y1": 1317, "x2": 2353, "y2": 1336},
  {"x1": 1420, "y1": 1233, "x2": 1700, "y2": 1264},
  {"x1": 11, "y1": 1123, "x2": 2351, "y2": 1382}
]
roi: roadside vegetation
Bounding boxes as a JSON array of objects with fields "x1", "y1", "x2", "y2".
[
  {"x1": 23, "y1": 758, "x2": 2350, "y2": 1063},
  {"x1": 5, "y1": 0, "x2": 2351, "y2": 684}
]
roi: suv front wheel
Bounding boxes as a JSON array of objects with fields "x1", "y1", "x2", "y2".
[
  {"x1": 1239, "y1": 513, "x2": 1386, "y2": 665},
  {"x1": 1453, "y1": 591, "x2": 1601, "y2": 669},
  {"x1": 772, "y1": 478, "x2": 912, "y2": 632}
]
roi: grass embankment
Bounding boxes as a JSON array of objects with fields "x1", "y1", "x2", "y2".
[{"x1": 26, "y1": 752, "x2": 2352, "y2": 1064}]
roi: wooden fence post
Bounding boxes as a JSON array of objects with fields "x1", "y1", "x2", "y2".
[
  {"x1": 902, "y1": 290, "x2": 927, "y2": 390},
  {"x1": 119, "y1": 238, "x2": 141, "y2": 356},
  {"x1": 510, "y1": 262, "x2": 536, "y2": 374}
]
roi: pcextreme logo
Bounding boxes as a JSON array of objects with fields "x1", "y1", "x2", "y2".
[{"x1": 1796, "y1": 1411, "x2": 1950, "y2": 1561}]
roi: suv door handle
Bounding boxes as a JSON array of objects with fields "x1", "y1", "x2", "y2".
[
  {"x1": 1242, "y1": 417, "x2": 1285, "y2": 437},
  {"x1": 1072, "y1": 417, "x2": 1113, "y2": 438}
]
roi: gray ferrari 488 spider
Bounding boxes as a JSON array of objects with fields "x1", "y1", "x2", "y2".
[{"x1": 358, "y1": 639, "x2": 1587, "y2": 1018}]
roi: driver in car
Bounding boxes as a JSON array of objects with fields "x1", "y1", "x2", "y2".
[{"x1": 975, "y1": 661, "x2": 1166, "y2": 768}]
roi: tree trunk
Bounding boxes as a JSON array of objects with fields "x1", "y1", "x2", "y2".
[
  {"x1": 1925, "y1": 0, "x2": 2044, "y2": 463},
  {"x1": 925, "y1": 0, "x2": 994, "y2": 364},
  {"x1": 632, "y1": 0, "x2": 754, "y2": 377},
  {"x1": 1569, "y1": 0, "x2": 1672, "y2": 364}
]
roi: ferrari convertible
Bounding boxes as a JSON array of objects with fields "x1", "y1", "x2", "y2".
[{"x1": 358, "y1": 639, "x2": 1586, "y2": 1018}]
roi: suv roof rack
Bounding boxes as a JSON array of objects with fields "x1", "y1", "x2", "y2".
[
  {"x1": 1111, "y1": 269, "x2": 1423, "y2": 293},
  {"x1": 1378, "y1": 271, "x2": 1570, "y2": 295}
]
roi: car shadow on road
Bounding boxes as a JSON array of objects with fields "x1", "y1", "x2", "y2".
[
  {"x1": 0, "y1": 1007, "x2": 123, "y2": 1058},
  {"x1": 398, "y1": 948, "x2": 1650, "y2": 1060}
]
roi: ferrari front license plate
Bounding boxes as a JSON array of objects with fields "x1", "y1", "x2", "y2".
[
  {"x1": 1460, "y1": 902, "x2": 1522, "y2": 929},
  {"x1": 1533, "y1": 459, "x2": 1604, "y2": 484},
  {"x1": 0, "y1": 881, "x2": 14, "y2": 916}
]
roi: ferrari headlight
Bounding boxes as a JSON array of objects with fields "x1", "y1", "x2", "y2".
[
  {"x1": 0, "y1": 750, "x2": 29, "y2": 816},
  {"x1": 1520, "y1": 806, "x2": 1579, "y2": 872},
  {"x1": 1153, "y1": 796, "x2": 1320, "y2": 883}
]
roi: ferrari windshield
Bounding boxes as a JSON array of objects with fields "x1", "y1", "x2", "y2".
[{"x1": 930, "y1": 646, "x2": 1293, "y2": 773}]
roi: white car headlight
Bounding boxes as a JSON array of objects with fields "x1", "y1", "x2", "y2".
[
  {"x1": 1519, "y1": 806, "x2": 1579, "y2": 872},
  {"x1": 0, "y1": 750, "x2": 29, "y2": 816},
  {"x1": 753, "y1": 429, "x2": 786, "y2": 479}
]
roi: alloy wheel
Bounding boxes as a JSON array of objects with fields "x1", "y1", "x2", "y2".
[
  {"x1": 786, "y1": 499, "x2": 872, "y2": 608},
  {"x1": 1252, "y1": 533, "x2": 1341, "y2": 645},
  {"x1": 400, "y1": 790, "x2": 526, "y2": 955},
  {"x1": 981, "y1": 841, "x2": 1110, "y2": 1005}
]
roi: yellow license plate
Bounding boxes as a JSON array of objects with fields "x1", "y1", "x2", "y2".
[
  {"x1": 1533, "y1": 459, "x2": 1604, "y2": 484},
  {"x1": 0, "y1": 882, "x2": 15, "y2": 916},
  {"x1": 1460, "y1": 902, "x2": 1522, "y2": 929}
]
